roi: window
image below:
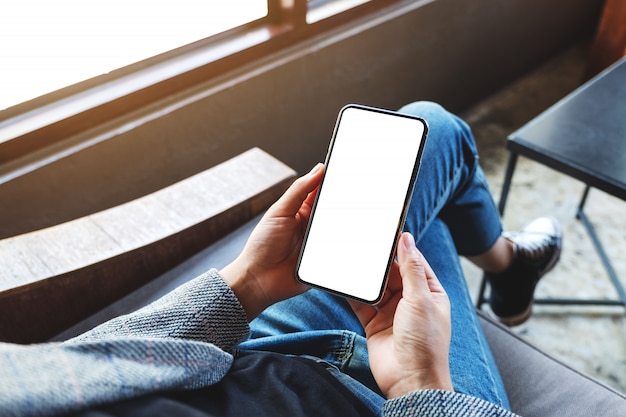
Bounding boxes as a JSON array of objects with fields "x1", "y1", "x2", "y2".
[
  {"x1": 307, "y1": 0, "x2": 371, "y2": 23},
  {"x1": 0, "y1": 0, "x2": 397, "y2": 168},
  {"x1": 0, "y1": 0, "x2": 267, "y2": 111}
]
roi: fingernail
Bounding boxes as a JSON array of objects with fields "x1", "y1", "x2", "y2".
[
  {"x1": 402, "y1": 232, "x2": 416, "y2": 251},
  {"x1": 308, "y1": 163, "x2": 323, "y2": 176}
]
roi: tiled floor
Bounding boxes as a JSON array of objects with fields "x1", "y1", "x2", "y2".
[{"x1": 459, "y1": 44, "x2": 626, "y2": 393}]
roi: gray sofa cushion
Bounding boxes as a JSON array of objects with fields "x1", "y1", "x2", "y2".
[{"x1": 479, "y1": 311, "x2": 626, "y2": 416}]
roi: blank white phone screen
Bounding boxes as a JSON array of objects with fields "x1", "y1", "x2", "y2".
[{"x1": 296, "y1": 105, "x2": 427, "y2": 303}]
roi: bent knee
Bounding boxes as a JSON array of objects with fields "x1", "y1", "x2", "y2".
[{"x1": 397, "y1": 101, "x2": 449, "y2": 120}]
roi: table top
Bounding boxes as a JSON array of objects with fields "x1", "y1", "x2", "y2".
[{"x1": 508, "y1": 56, "x2": 626, "y2": 201}]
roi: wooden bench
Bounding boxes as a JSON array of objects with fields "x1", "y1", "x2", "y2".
[{"x1": 0, "y1": 148, "x2": 296, "y2": 343}]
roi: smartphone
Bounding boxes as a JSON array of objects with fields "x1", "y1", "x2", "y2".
[{"x1": 296, "y1": 104, "x2": 428, "y2": 304}]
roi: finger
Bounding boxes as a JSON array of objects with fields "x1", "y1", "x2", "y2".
[
  {"x1": 386, "y1": 259, "x2": 403, "y2": 293},
  {"x1": 376, "y1": 284, "x2": 402, "y2": 312},
  {"x1": 423, "y1": 259, "x2": 446, "y2": 295},
  {"x1": 303, "y1": 183, "x2": 320, "y2": 210},
  {"x1": 298, "y1": 184, "x2": 321, "y2": 223},
  {"x1": 269, "y1": 164, "x2": 324, "y2": 218},
  {"x1": 398, "y1": 232, "x2": 447, "y2": 299},
  {"x1": 397, "y1": 232, "x2": 432, "y2": 297}
]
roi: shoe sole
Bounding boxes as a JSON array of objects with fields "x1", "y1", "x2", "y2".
[
  {"x1": 497, "y1": 303, "x2": 533, "y2": 327},
  {"x1": 496, "y1": 217, "x2": 563, "y2": 326}
]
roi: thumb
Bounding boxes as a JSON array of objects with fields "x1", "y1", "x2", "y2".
[
  {"x1": 269, "y1": 163, "x2": 323, "y2": 217},
  {"x1": 397, "y1": 233, "x2": 435, "y2": 297},
  {"x1": 398, "y1": 232, "x2": 447, "y2": 300}
]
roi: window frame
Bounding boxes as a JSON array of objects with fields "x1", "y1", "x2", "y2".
[{"x1": 0, "y1": 0, "x2": 401, "y2": 170}]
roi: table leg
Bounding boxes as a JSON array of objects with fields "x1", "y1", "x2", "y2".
[
  {"x1": 498, "y1": 152, "x2": 518, "y2": 216},
  {"x1": 576, "y1": 187, "x2": 626, "y2": 310}
]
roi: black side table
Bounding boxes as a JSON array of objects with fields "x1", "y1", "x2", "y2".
[{"x1": 477, "y1": 56, "x2": 626, "y2": 312}]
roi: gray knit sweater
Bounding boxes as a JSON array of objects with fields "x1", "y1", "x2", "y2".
[{"x1": 0, "y1": 269, "x2": 519, "y2": 417}]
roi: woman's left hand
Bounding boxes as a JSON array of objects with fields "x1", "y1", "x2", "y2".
[{"x1": 220, "y1": 163, "x2": 324, "y2": 320}]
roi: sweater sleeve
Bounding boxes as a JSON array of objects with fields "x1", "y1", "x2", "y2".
[
  {"x1": 382, "y1": 390, "x2": 521, "y2": 417},
  {"x1": 0, "y1": 269, "x2": 251, "y2": 416},
  {"x1": 69, "y1": 269, "x2": 250, "y2": 351}
]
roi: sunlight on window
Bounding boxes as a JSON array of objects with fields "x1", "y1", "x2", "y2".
[
  {"x1": 307, "y1": 0, "x2": 370, "y2": 23},
  {"x1": 0, "y1": 0, "x2": 266, "y2": 111}
]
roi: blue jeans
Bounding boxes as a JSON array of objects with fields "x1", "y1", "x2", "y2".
[{"x1": 237, "y1": 101, "x2": 510, "y2": 412}]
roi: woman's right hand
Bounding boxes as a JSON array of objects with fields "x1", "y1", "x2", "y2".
[{"x1": 350, "y1": 232, "x2": 453, "y2": 398}]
